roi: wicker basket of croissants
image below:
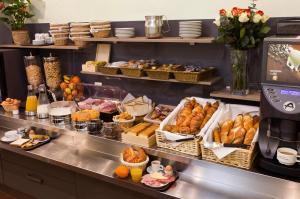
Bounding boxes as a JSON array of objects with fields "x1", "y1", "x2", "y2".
[
  {"x1": 201, "y1": 104, "x2": 260, "y2": 169},
  {"x1": 120, "y1": 146, "x2": 149, "y2": 170},
  {"x1": 156, "y1": 97, "x2": 223, "y2": 156}
]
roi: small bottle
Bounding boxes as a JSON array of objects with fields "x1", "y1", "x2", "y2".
[
  {"x1": 37, "y1": 84, "x2": 50, "y2": 119},
  {"x1": 25, "y1": 85, "x2": 38, "y2": 116}
]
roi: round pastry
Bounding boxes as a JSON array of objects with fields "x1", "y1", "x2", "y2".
[{"x1": 122, "y1": 146, "x2": 147, "y2": 163}]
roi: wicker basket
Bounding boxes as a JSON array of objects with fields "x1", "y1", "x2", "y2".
[
  {"x1": 54, "y1": 38, "x2": 68, "y2": 46},
  {"x1": 12, "y1": 30, "x2": 30, "y2": 45},
  {"x1": 156, "y1": 130, "x2": 201, "y2": 156},
  {"x1": 120, "y1": 67, "x2": 144, "y2": 77},
  {"x1": 92, "y1": 29, "x2": 111, "y2": 38},
  {"x1": 144, "y1": 69, "x2": 172, "y2": 80},
  {"x1": 173, "y1": 67, "x2": 216, "y2": 83},
  {"x1": 98, "y1": 66, "x2": 120, "y2": 75},
  {"x1": 200, "y1": 142, "x2": 258, "y2": 169},
  {"x1": 73, "y1": 39, "x2": 89, "y2": 47}
]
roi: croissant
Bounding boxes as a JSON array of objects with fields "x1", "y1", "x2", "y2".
[
  {"x1": 213, "y1": 127, "x2": 221, "y2": 143},
  {"x1": 220, "y1": 120, "x2": 234, "y2": 143},
  {"x1": 181, "y1": 114, "x2": 194, "y2": 127},
  {"x1": 190, "y1": 113, "x2": 204, "y2": 133},
  {"x1": 232, "y1": 127, "x2": 247, "y2": 144},
  {"x1": 176, "y1": 115, "x2": 186, "y2": 126},
  {"x1": 179, "y1": 126, "x2": 191, "y2": 134},
  {"x1": 206, "y1": 106, "x2": 217, "y2": 115},
  {"x1": 203, "y1": 102, "x2": 211, "y2": 114},
  {"x1": 244, "y1": 127, "x2": 256, "y2": 145},
  {"x1": 192, "y1": 104, "x2": 204, "y2": 115},
  {"x1": 243, "y1": 114, "x2": 253, "y2": 131},
  {"x1": 212, "y1": 101, "x2": 219, "y2": 109}
]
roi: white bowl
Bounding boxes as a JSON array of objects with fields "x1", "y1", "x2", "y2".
[
  {"x1": 179, "y1": 24, "x2": 202, "y2": 28},
  {"x1": 180, "y1": 34, "x2": 201, "y2": 38},
  {"x1": 180, "y1": 27, "x2": 202, "y2": 31},
  {"x1": 32, "y1": 39, "x2": 45, "y2": 45},
  {"x1": 120, "y1": 154, "x2": 149, "y2": 171},
  {"x1": 115, "y1": 34, "x2": 135, "y2": 38},
  {"x1": 180, "y1": 30, "x2": 202, "y2": 35},
  {"x1": 179, "y1": 21, "x2": 202, "y2": 25}
]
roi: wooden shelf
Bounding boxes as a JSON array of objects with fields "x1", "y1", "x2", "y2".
[
  {"x1": 78, "y1": 36, "x2": 215, "y2": 45},
  {"x1": 81, "y1": 71, "x2": 222, "y2": 86},
  {"x1": 210, "y1": 89, "x2": 261, "y2": 102},
  {"x1": 0, "y1": 44, "x2": 83, "y2": 50}
]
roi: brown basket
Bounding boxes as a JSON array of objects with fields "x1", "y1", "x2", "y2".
[
  {"x1": 73, "y1": 39, "x2": 89, "y2": 47},
  {"x1": 156, "y1": 130, "x2": 201, "y2": 156},
  {"x1": 144, "y1": 69, "x2": 172, "y2": 80},
  {"x1": 173, "y1": 67, "x2": 215, "y2": 83},
  {"x1": 92, "y1": 29, "x2": 111, "y2": 38},
  {"x1": 200, "y1": 142, "x2": 258, "y2": 169},
  {"x1": 54, "y1": 38, "x2": 68, "y2": 46},
  {"x1": 12, "y1": 30, "x2": 30, "y2": 45},
  {"x1": 120, "y1": 67, "x2": 145, "y2": 77},
  {"x1": 98, "y1": 66, "x2": 120, "y2": 75}
]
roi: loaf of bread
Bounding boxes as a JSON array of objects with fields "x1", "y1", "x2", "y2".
[
  {"x1": 138, "y1": 124, "x2": 159, "y2": 138},
  {"x1": 127, "y1": 123, "x2": 151, "y2": 135},
  {"x1": 243, "y1": 114, "x2": 253, "y2": 131},
  {"x1": 244, "y1": 127, "x2": 256, "y2": 145}
]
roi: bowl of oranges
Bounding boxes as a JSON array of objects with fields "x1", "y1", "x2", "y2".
[{"x1": 60, "y1": 75, "x2": 84, "y2": 101}]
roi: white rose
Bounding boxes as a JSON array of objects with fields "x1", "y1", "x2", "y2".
[
  {"x1": 261, "y1": 15, "x2": 270, "y2": 23},
  {"x1": 239, "y1": 13, "x2": 249, "y2": 23},
  {"x1": 213, "y1": 18, "x2": 221, "y2": 26},
  {"x1": 226, "y1": 9, "x2": 233, "y2": 18},
  {"x1": 253, "y1": 14, "x2": 262, "y2": 23}
]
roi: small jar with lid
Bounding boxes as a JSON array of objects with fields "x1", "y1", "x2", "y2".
[
  {"x1": 24, "y1": 53, "x2": 43, "y2": 90},
  {"x1": 43, "y1": 54, "x2": 62, "y2": 91}
]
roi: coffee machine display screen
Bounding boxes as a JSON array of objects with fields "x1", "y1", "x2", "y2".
[
  {"x1": 266, "y1": 44, "x2": 300, "y2": 85},
  {"x1": 281, "y1": 89, "x2": 300, "y2": 96}
]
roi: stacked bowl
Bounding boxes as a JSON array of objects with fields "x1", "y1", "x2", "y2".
[
  {"x1": 49, "y1": 23, "x2": 70, "y2": 46},
  {"x1": 90, "y1": 21, "x2": 111, "y2": 38},
  {"x1": 179, "y1": 21, "x2": 202, "y2": 38},
  {"x1": 70, "y1": 22, "x2": 91, "y2": 47},
  {"x1": 115, "y1": 28, "x2": 135, "y2": 38}
]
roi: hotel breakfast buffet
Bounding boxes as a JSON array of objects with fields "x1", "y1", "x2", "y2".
[{"x1": 0, "y1": 0, "x2": 299, "y2": 199}]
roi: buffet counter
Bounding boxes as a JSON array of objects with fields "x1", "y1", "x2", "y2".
[{"x1": 0, "y1": 110, "x2": 299, "y2": 199}]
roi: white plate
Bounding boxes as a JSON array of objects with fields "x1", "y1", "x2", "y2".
[
  {"x1": 179, "y1": 21, "x2": 202, "y2": 24},
  {"x1": 179, "y1": 27, "x2": 202, "y2": 31},
  {"x1": 1, "y1": 135, "x2": 20, "y2": 143},
  {"x1": 116, "y1": 35, "x2": 135, "y2": 38},
  {"x1": 115, "y1": 30, "x2": 135, "y2": 34},
  {"x1": 179, "y1": 24, "x2": 202, "y2": 29},
  {"x1": 115, "y1": 28, "x2": 135, "y2": 31},
  {"x1": 180, "y1": 31, "x2": 202, "y2": 35},
  {"x1": 179, "y1": 34, "x2": 201, "y2": 38}
]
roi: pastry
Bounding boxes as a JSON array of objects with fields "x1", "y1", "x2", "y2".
[
  {"x1": 220, "y1": 120, "x2": 234, "y2": 143},
  {"x1": 122, "y1": 146, "x2": 147, "y2": 163},
  {"x1": 228, "y1": 126, "x2": 247, "y2": 144},
  {"x1": 244, "y1": 127, "x2": 256, "y2": 145},
  {"x1": 233, "y1": 114, "x2": 243, "y2": 128},
  {"x1": 190, "y1": 113, "x2": 204, "y2": 133},
  {"x1": 213, "y1": 127, "x2": 221, "y2": 143},
  {"x1": 243, "y1": 114, "x2": 253, "y2": 131}
]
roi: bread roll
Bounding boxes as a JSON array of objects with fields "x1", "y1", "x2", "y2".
[
  {"x1": 244, "y1": 127, "x2": 256, "y2": 145},
  {"x1": 233, "y1": 114, "x2": 243, "y2": 128},
  {"x1": 213, "y1": 127, "x2": 221, "y2": 143},
  {"x1": 220, "y1": 120, "x2": 234, "y2": 143},
  {"x1": 243, "y1": 114, "x2": 253, "y2": 131}
]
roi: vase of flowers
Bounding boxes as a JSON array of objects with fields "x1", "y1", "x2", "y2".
[
  {"x1": 214, "y1": 0, "x2": 270, "y2": 95},
  {"x1": 0, "y1": 0, "x2": 34, "y2": 45}
]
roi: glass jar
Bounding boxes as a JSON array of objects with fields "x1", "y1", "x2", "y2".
[
  {"x1": 25, "y1": 85, "x2": 38, "y2": 116},
  {"x1": 24, "y1": 54, "x2": 43, "y2": 90},
  {"x1": 101, "y1": 122, "x2": 118, "y2": 139},
  {"x1": 37, "y1": 84, "x2": 50, "y2": 119},
  {"x1": 43, "y1": 54, "x2": 62, "y2": 91}
]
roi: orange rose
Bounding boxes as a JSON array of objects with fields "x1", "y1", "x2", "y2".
[
  {"x1": 231, "y1": 7, "x2": 239, "y2": 16},
  {"x1": 256, "y1": 10, "x2": 264, "y2": 16},
  {"x1": 0, "y1": 2, "x2": 4, "y2": 10},
  {"x1": 219, "y1": 9, "x2": 226, "y2": 16}
]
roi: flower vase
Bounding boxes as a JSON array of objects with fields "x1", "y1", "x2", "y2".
[{"x1": 230, "y1": 49, "x2": 249, "y2": 95}]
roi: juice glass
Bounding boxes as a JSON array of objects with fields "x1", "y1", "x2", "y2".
[{"x1": 130, "y1": 168, "x2": 143, "y2": 183}]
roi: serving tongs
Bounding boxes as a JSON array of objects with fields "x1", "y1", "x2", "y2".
[{"x1": 204, "y1": 142, "x2": 250, "y2": 149}]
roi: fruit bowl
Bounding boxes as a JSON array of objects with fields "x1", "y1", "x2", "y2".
[{"x1": 60, "y1": 75, "x2": 84, "y2": 101}]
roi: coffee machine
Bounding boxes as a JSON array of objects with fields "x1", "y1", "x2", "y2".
[{"x1": 258, "y1": 36, "x2": 300, "y2": 178}]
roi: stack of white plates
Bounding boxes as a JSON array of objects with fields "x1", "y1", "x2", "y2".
[
  {"x1": 115, "y1": 28, "x2": 135, "y2": 38},
  {"x1": 179, "y1": 21, "x2": 202, "y2": 38}
]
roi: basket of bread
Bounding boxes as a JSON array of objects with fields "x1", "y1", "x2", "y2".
[
  {"x1": 1, "y1": 98, "x2": 21, "y2": 113},
  {"x1": 120, "y1": 146, "x2": 149, "y2": 170},
  {"x1": 113, "y1": 112, "x2": 135, "y2": 130},
  {"x1": 201, "y1": 104, "x2": 259, "y2": 169},
  {"x1": 156, "y1": 97, "x2": 223, "y2": 156}
]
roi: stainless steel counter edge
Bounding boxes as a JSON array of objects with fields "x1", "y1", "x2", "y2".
[{"x1": 0, "y1": 112, "x2": 299, "y2": 199}]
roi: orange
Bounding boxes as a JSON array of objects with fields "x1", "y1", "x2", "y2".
[
  {"x1": 71, "y1": 76, "x2": 81, "y2": 84},
  {"x1": 115, "y1": 165, "x2": 129, "y2": 178},
  {"x1": 60, "y1": 82, "x2": 68, "y2": 90}
]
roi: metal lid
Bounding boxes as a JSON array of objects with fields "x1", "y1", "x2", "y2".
[
  {"x1": 43, "y1": 53, "x2": 58, "y2": 61},
  {"x1": 24, "y1": 52, "x2": 36, "y2": 60},
  {"x1": 27, "y1": 84, "x2": 33, "y2": 90}
]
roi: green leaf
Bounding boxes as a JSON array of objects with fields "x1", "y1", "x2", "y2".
[
  {"x1": 250, "y1": 36, "x2": 255, "y2": 45},
  {"x1": 241, "y1": 36, "x2": 250, "y2": 47},
  {"x1": 240, "y1": 27, "x2": 246, "y2": 39},
  {"x1": 260, "y1": 26, "x2": 271, "y2": 34}
]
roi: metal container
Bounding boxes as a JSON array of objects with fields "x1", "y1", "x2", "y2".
[{"x1": 145, "y1": 15, "x2": 169, "y2": 38}]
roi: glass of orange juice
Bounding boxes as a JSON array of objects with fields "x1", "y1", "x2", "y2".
[{"x1": 130, "y1": 168, "x2": 143, "y2": 183}]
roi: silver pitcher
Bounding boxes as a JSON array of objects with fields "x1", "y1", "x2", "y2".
[{"x1": 145, "y1": 15, "x2": 170, "y2": 38}]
